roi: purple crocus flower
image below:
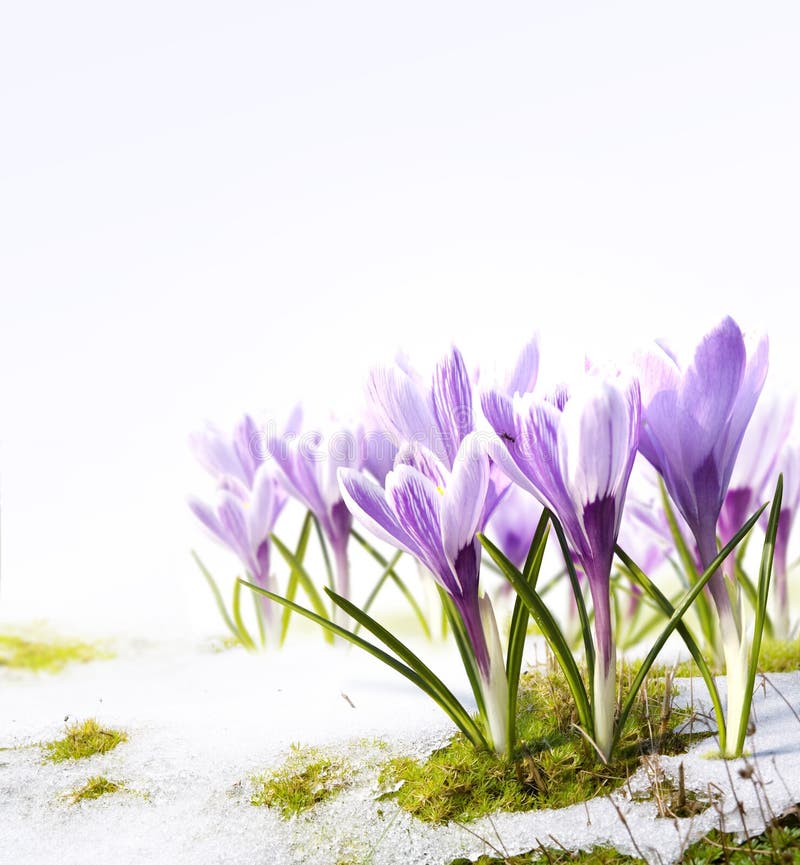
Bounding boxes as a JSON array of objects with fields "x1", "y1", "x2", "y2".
[
  {"x1": 636, "y1": 316, "x2": 768, "y2": 754},
  {"x1": 267, "y1": 425, "x2": 364, "y2": 601},
  {"x1": 189, "y1": 464, "x2": 284, "y2": 629},
  {"x1": 482, "y1": 375, "x2": 641, "y2": 759},
  {"x1": 717, "y1": 393, "x2": 794, "y2": 567},
  {"x1": 366, "y1": 339, "x2": 539, "y2": 527},
  {"x1": 190, "y1": 407, "x2": 303, "y2": 488},
  {"x1": 338, "y1": 434, "x2": 509, "y2": 754}
]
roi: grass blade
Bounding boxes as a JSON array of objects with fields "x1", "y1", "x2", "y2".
[
  {"x1": 232, "y1": 577, "x2": 257, "y2": 651},
  {"x1": 325, "y1": 586, "x2": 489, "y2": 748},
  {"x1": 355, "y1": 549, "x2": 403, "y2": 634},
  {"x1": 734, "y1": 477, "x2": 783, "y2": 756},
  {"x1": 242, "y1": 581, "x2": 487, "y2": 748},
  {"x1": 191, "y1": 550, "x2": 243, "y2": 645},
  {"x1": 614, "y1": 502, "x2": 766, "y2": 752},
  {"x1": 312, "y1": 514, "x2": 336, "y2": 593},
  {"x1": 271, "y1": 533, "x2": 334, "y2": 644},
  {"x1": 479, "y1": 533, "x2": 592, "y2": 733},
  {"x1": 550, "y1": 515, "x2": 595, "y2": 681},
  {"x1": 660, "y1": 480, "x2": 716, "y2": 652},
  {"x1": 280, "y1": 513, "x2": 314, "y2": 645},
  {"x1": 505, "y1": 511, "x2": 550, "y2": 755},
  {"x1": 350, "y1": 530, "x2": 431, "y2": 638}
]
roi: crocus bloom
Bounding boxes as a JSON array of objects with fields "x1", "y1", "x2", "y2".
[
  {"x1": 366, "y1": 339, "x2": 539, "y2": 526},
  {"x1": 190, "y1": 407, "x2": 302, "y2": 488},
  {"x1": 189, "y1": 464, "x2": 284, "y2": 630},
  {"x1": 770, "y1": 444, "x2": 800, "y2": 638},
  {"x1": 338, "y1": 434, "x2": 509, "y2": 754},
  {"x1": 267, "y1": 425, "x2": 364, "y2": 601},
  {"x1": 636, "y1": 316, "x2": 768, "y2": 753},
  {"x1": 718, "y1": 392, "x2": 794, "y2": 567},
  {"x1": 482, "y1": 375, "x2": 641, "y2": 760}
]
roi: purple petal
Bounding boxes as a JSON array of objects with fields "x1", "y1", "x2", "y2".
[
  {"x1": 394, "y1": 442, "x2": 448, "y2": 488},
  {"x1": 441, "y1": 436, "x2": 489, "y2": 571},
  {"x1": 247, "y1": 463, "x2": 278, "y2": 548},
  {"x1": 233, "y1": 414, "x2": 261, "y2": 486},
  {"x1": 504, "y1": 336, "x2": 539, "y2": 398},
  {"x1": 559, "y1": 378, "x2": 640, "y2": 509},
  {"x1": 338, "y1": 468, "x2": 418, "y2": 555},
  {"x1": 431, "y1": 347, "x2": 474, "y2": 464},
  {"x1": 385, "y1": 465, "x2": 450, "y2": 579},
  {"x1": 366, "y1": 365, "x2": 442, "y2": 457},
  {"x1": 678, "y1": 317, "x2": 746, "y2": 469},
  {"x1": 218, "y1": 492, "x2": 255, "y2": 570},
  {"x1": 188, "y1": 497, "x2": 227, "y2": 546},
  {"x1": 717, "y1": 330, "x2": 769, "y2": 492},
  {"x1": 189, "y1": 424, "x2": 241, "y2": 480}
]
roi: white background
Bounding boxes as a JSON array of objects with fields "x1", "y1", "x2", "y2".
[{"x1": 1, "y1": 2, "x2": 798, "y2": 636}]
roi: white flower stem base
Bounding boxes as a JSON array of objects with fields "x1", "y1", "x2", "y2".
[
  {"x1": 592, "y1": 646, "x2": 617, "y2": 763},
  {"x1": 478, "y1": 595, "x2": 509, "y2": 757},
  {"x1": 719, "y1": 606, "x2": 749, "y2": 758}
]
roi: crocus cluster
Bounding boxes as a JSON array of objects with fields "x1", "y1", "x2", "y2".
[{"x1": 189, "y1": 315, "x2": 794, "y2": 761}]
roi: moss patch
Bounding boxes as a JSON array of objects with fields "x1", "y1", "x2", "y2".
[
  {"x1": 68, "y1": 775, "x2": 125, "y2": 804},
  {"x1": 251, "y1": 744, "x2": 350, "y2": 818},
  {"x1": 448, "y1": 849, "x2": 644, "y2": 864},
  {"x1": 380, "y1": 661, "x2": 706, "y2": 824},
  {"x1": 0, "y1": 632, "x2": 111, "y2": 673},
  {"x1": 42, "y1": 719, "x2": 128, "y2": 763},
  {"x1": 756, "y1": 636, "x2": 800, "y2": 672}
]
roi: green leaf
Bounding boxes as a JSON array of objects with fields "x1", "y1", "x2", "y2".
[
  {"x1": 479, "y1": 533, "x2": 593, "y2": 733},
  {"x1": 505, "y1": 511, "x2": 550, "y2": 757},
  {"x1": 550, "y1": 515, "x2": 595, "y2": 682},
  {"x1": 312, "y1": 514, "x2": 336, "y2": 593},
  {"x1": 437, "y1": 588, "x2": 487, "y2": 722},
  {"x1": 252, "y1": 591, "x2": 266, "y2": 648},
  {"x1": 271, "y1": 533, "x2": 334, "y2": 645},
  {"x1": 325, "y1": 587, "x2": 489, "y2": 748},
  {"x1": 280, "y1": 512, "x2": 314, "y2": 646},
  {"x1": 355, "y1": 549, "x2": 404, "y2": 633},
  {"x1": 349, "y1": 530, "x2": 431, "y2": 638},
  {"x1": 232, "y1": 577, "x2": 257, "y2": 651},
  {"x1": 614, "y1": 501, "x2": 766, "y2": 753},
  {"x1": 660, "y1": 480, "x2": 717, "y2": 653},
  {"x1": 191, "y1": 551, "x2": 244, "y2": 645},
  {"x1": 615, "y1": 545, "x2": 726, "y2": 751},
  {"x1": 733, "y1": 476, "x2": 783, "y2": 756},
  {"x1": 243, "y1": 581, "x2": 488, "y2": 749}
]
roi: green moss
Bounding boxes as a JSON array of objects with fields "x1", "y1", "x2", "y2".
[
  {"x1": 251, "y1": 744, "x2": 350, "y2": 817},
  {"x1": 447, "y1": 848, "x2": 644, "y2": 864},
  {"x1": 68, "y1": 775, "x2": 124, "y2": 804},
  {"x1": 756, "y1": 636, "x2": 800, "y2": 672},
  {"x1": 0, "y1": 632, "x2": 111, "y2": 673},
  {"x1": 42, "y1": 719, "x2": 128, "y2": 763},
  {"x1": 379, "y1": 661, "x2": 707, "y2": 824}
]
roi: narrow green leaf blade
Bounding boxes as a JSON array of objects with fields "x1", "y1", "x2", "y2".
[
  {"x1": 191, "y1": 550, "x2": 243, "y2": 644},
  {"x1": 242, "y1": 581, "x2": 486, "y2": 748}
]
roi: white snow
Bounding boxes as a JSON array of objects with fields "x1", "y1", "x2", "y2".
[{"x1": 2, "y1": 636, "x2": 799, "y2": 865}]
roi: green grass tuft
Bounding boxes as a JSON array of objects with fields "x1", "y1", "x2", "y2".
[
  {"x1": 68, "y1": 775, "x2": 125, "y2": 804},
  {"x1": 251, "y1": 744, "x2": 350, "y2": 818},
  {"x1": 42, "y1": 719, "x2": 128, "y2": 763},
  {"x1": 380, "y1": 660, "x2": 708, "y2": 824},
  {"x1": 0, "y1": 632, "x2": 111, "y2": 673}
]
